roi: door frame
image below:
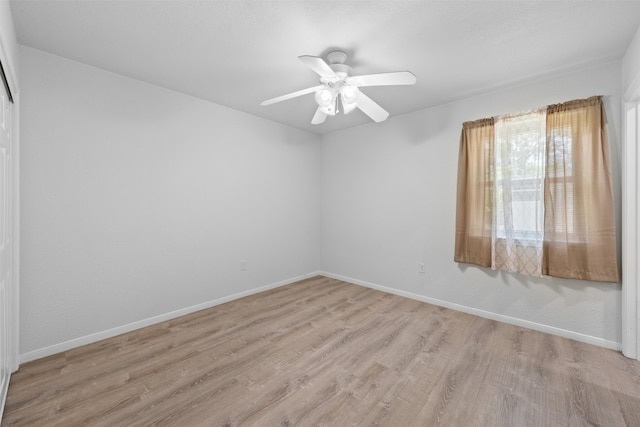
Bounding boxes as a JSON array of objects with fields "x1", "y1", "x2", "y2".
[
  {"x1": 623, "y1": 79, "x2": 640, "y2": 360},
  {"x1": 0, "y1": 29, "x2": 19, "y2": 410}
]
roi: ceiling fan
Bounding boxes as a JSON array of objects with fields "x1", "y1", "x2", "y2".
[{"x1": 260, "y1": 50, "x2": 416, "y2": 124}]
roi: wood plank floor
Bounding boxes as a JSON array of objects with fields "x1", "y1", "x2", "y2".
[{"x1": 3, "y1": 276, "x2": 640, "y2": 426}]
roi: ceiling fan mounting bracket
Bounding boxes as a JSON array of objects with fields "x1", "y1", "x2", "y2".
[
  {"x1": 326, "y1": 50, "x2": 351, "y2": 78},
  {"x1": 326, "y1": 50, "x2": 348, "y2": 65}
]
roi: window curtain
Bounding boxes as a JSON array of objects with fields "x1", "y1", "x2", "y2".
[
  {"x1": 492, "y1": 109, "x2": 546, "y2": 276},
  {"x1": 454, "y1": 96, "x2": 619, "y2": 282},
  {"x1": 454, "y1": 118, "x2": 494, "y2": 267},
  {"x1": 543, "y1": 96, "x2": 619, "y2": 282}
]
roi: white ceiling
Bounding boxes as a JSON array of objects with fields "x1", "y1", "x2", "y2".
[{"x1": 9, "y1": 0, "x2": 640, "y2": 134}]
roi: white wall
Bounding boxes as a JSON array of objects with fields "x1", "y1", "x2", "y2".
[
  {"x1": 321, "y1": 61, "x2": 623, "y2": 348},
  {"x1": 623, "y1": 25, "x2": 640, "y2": 96},
  {"x1": 19, "y1": 46, "x2": 321, "y2": 359}
]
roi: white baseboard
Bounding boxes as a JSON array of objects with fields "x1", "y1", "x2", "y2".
[
  {"x1": 319, "y1": 271, "x2": 621, "y2": 351},
  {"x1": 20, "y1": 271, "x2": 322, "y2": 364},
  {"x1": 0, "y1": 374, "x2": 8, "y2": 423},
  {"x1": 21, "y1": 270, "x2": 619, "y2": 364}
]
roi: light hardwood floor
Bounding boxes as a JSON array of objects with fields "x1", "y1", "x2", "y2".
[{"x1": 3, "y1": 276, "x2": 640, "y2": 426}]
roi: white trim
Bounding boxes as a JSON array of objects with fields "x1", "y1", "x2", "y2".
[
  {"x1": 0, "y1": 49, "x2": 16, "y2": 106},
  {"x1": 320, "y1": 271, "x2": 621, "y2": 351},
  {"x1": 0, "y1": 25, "x2": 17, "y2": 423},
  {"x1": 0, "y1": 378, "x2": 7, "y2": 425},
  {"x1": 10, "y1": 93, "x2": 18, "y2": 373},
  {"x1": 622, "y1": 93, "x2": 640, "y2": 360},
  {"x1": 20, "y1": 271, "x2": 322, "y2": 363}
]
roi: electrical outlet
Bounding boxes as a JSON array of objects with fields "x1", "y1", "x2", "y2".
[
  {"x1": 241, "y1": 260, "x2": 247, "y2": 271},
  {"x1": 418, "y1": 263, "x2": 425, "y2": 274}
]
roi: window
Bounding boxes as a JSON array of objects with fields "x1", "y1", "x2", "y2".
[
  {"x1": 494, "y1": 110, "x2": 546, "y2": 242},
  {"x1": 455, "y1": 96, "x2": 619, "y2": 282}
]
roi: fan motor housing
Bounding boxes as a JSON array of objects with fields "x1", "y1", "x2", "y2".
[{"x1": 330, "y1": 63, "x2": 351, "y2": 78}]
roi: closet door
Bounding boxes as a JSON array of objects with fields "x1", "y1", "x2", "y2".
[{"x1": 0, "y1": 75, "x2": 12, "y2": 405}]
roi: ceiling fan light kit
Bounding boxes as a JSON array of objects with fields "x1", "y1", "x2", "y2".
[
  {"x1": 314, "y1": 87, "x2": 337, "y2": 115},
  {"x1": 261, "y1": 50, "x2": 416, "y2": 125},
  {"x1": 340, "y1": 86, "x2": 358, "y2": 114}
]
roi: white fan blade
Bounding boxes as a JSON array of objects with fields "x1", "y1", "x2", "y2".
[
  {"x1": 347, "y1": 71, "x2": 416, "y2": 87},
  {"x1": 298, "y1": 55, "x2": 339, "y2": 80},
  {"x1": 357, "y1": 91, "x2": 389, "y2": 122},
  {"x1": 311, "y1": 108, "x2": 327, "y2": 124},
  {"x1": 261, "y1": 85, "x2": 323, "y2": 106}
]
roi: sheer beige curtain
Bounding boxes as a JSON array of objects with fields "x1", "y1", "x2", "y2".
[
  {"x1": 543, "y1": 96, "x2": 619, "y2": 282},
  {"x1": 493, "y1": 109, "x2": 546, "y2": 276},
  {"x1": 454, "y1": 118, "x2": 494, "y2": 267}
]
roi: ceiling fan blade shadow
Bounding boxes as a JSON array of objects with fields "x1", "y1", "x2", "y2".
[
  {"x1": 311, "y1": 108, "x2": 327, "y2": 124},
  {"x1": 347, "y1": 71, "x2": 416, "y2": 87},
  {"x1": 356, "y1": 90, "x2": 389, "y2": 123},
  {"x1": 298, "y1": 56, "x2": 339, "y2": 80},
  {"x1": 260, "y1": 85, "x2": 324, "y2": 106}
]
